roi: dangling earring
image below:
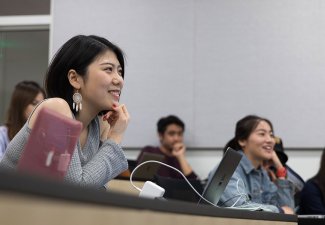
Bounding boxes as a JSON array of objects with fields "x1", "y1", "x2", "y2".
[{"x1": 72, "y1": 90, "x2": 82, "y2": 112}]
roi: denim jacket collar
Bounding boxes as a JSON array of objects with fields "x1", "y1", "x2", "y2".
[{"x1": 238, "y1": 150, "x2": 261, "y2": 175}]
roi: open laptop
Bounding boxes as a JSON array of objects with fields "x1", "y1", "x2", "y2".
[
  {"x1": 155, "y1": 175, "x2": 204, "y2": 203},
  {"x1": 18, "y1": 107, "x2": 82, "y2": 180},
  {"x1": 132, "y1": 152, "x2": 165, "y2": 180},
  {"x1": 198, "y1": 147, "x2": 242, "y2": 205}
]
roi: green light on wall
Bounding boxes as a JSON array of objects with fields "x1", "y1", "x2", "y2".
[
  {"x1": 0, "y1": 40, "x2": 19, "y2": 48},
  {"x1": 0, "y1": 40, "x2": 23, "y2": 59}
]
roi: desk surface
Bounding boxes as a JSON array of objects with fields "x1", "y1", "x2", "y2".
[
  {"x1": 107, "y1": 178, "x2": 144, "y2": 196},
  {"x1": 0, "y1": 171, "x2": 297, "y2": 225}
]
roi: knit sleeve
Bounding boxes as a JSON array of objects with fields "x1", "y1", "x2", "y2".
[{"x1": 64, "y1": 139, "x2": 128, "y2": 188}]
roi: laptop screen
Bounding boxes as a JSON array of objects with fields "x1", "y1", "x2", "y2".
[
  {"x1": 155, "y1": 175, "x2": 203, "y2": 202},
  {"x1": 133, "y1": 152, "x2": 165, "y2": 180},
  {"x1": 18, "y1": 107, "x2": 82, "y2": 180},
  {"x1": 199, "y1": 148, "x2": 242, "y2": 205}
]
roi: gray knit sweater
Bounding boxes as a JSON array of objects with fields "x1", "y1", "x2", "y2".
[{"x1": 0, "y1": 116, "x2": 128, "y2": 188}]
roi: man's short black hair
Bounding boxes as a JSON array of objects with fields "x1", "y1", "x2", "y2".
[{"x1": 157, "y1": 115, "x2": 185, "y2": 134}]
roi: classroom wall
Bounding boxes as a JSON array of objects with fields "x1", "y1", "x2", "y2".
[
  {"x1": 51, "y1": 0, "x2": 325, "y2": 180},
  {"x1": 52, "y1": 0, "x2": 325, "y2": 148}
]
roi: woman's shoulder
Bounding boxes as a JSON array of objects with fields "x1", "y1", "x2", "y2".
[
  {"x1": 301, "y1": 178, "x2": 321, "y2": 195},
  {"x1": 0, "y1": 125, "x2": 8, "y2": 133},
  {"x1": 28, "y1": 98, "x2": 73, "y2": 129},
  {"x1": 305, "y1": 179, "x2": 319, "y2": 188},
  {"x1": 0, "y1": 125, "x2": 9, "y2": 140},
  {"x1": 40, "y1": 98, "x2": 71, "y2": 112}
]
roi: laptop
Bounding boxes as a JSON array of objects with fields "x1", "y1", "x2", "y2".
[
  {"x1": 133, "y1": 152, "x2": 165, "y2": 180},
  {"x1": 18, "y1": 107, "x2": 82, "y2": 180},
  {"x1": 198, "y1": 147, "x2": 242, "y2": 205},
  {"x1": 155, "y1": 175, "x2": 204, "y2": 203}
]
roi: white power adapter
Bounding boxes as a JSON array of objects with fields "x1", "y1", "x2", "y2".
[{"x1": 139, "y1": 181, "x2": 165, "y2": 199}]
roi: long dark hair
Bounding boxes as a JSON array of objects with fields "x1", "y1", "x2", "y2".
[
  {"x1": 223, "y1": 115, "x2": 274, "y2": 153},
  {"x1": 312, "y1": 149, "x2": 325, "y2": 203},
  {"x1": 44, "y1": 35, "x2": 125, "y2": 115},
  {"x1": 5, "y1": 81, "x2": 45, "y2": 140}
]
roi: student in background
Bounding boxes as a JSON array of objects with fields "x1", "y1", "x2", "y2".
[
  {"x1": 299, "y1": 149, "x2": 325, "y2": 214},
  {"x1": 0, "y1": 81, "x2": 45, "y2": 160},
  {"x1": 0, "y1": 35, "x2": 130, "y2": 188},
  {"x1": 137, "y1": 115, "x2": 197, "y2": 179},
  {"x1": 217, "y1": 115, "x2": 295, "y2": 213}
]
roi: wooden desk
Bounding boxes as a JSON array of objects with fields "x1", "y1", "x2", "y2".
[
  {"x1": 107, "y1": 179, "x2": 144, "y2": 196},
  {"x1": 0, "y1": 171, "x2": 297, "y2": 225}
]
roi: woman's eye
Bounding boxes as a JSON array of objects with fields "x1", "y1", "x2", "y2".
[
  {"x1": 118, "y1": 70, "x2": 123, "y2": 76},
  {"x1": 105, "y1": 67, "x2": 113, "y2": 72}
]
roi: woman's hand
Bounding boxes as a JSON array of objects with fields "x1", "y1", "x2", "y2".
[
  {"x1": 263, "y1": 162, "x2": 277, "y2": 182},
  {"x1": 101, "y1": 103, "x2": 130, "y2": 144},
  {"x1": 270, "y1": 150, "x2": 283, "y2": 170},
  {"x1": 263, "y1": 150, "x2": 286, "y2": 181},
  {"x1": 281, "y1": 206, "x2": 295, "y2": 214}
]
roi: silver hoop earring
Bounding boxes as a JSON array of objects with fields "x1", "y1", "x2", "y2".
[{"x1": 72, "y1": 90, "x2": 82, "y2": 112}]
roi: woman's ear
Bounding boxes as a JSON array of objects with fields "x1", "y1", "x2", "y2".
[
  {"x1": 67, "y1": 69, "x2": 82, "y2": 89},
  {"x1": 238, "y1": 139, "x2": 246, "y2": 149}
]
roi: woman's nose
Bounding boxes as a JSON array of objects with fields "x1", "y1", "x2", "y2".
[
  {"x1": 112, "y1": 73, "x2": 123, "y2": 86},
  {"x1": 266, "y1": 135, "x2": 275, "y2": 144}
]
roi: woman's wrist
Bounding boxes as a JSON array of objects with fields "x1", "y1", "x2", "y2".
[
  {"x1": 276, "y1": 166, "x2": 287, "y2": 179},
  {"x1": 108, "y1": 134, "x2": 123, "y2": 144}
]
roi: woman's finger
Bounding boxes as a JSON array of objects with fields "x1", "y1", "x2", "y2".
[
  {"x1": 103, "y1": 111, "x2": 114, "y2": 121},
  {"x1": 121, "y1": 104, "x2": 130, "y2": 120}
]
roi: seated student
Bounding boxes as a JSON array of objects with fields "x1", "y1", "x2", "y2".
[
  {"x1": 299, "y1": 149, "x2": 325, "y2": 215},
  {"x1": 137, "y1": 115, "x2": 198, "y2": 179},
  {"x1": 0, "y1": 81, "x2": 45, "y2": 161},
  {"x1": 0, "y1": 35, "x2": 129, "y2": 188},
  {"x1": 215, "y1": 115, "x2": 295, "y2": 213}
]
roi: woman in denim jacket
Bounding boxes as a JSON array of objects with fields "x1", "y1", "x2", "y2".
[{"x1": 214, "y1": 115, "x2": 295, "y2": 214}]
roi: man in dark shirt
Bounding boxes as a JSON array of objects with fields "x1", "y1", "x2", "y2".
[{"x1": 137, "y1": 115, "x2": 197, "y2": 179}]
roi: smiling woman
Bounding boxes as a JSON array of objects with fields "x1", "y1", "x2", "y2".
[
  {"x1": 0, "y1": 35, "x2": 130, "y2": 188},
  {"x1": 210, "y1": 115, "x2": 295, "y2": 214}
]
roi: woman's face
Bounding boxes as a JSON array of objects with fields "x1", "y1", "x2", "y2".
[
  {"x1": 24, "y1": 92, "x2": 45, "y2": 120},
  {"x1": 240, "y1": 120, "x2": 275, "y2": 163},
  {"x1": 80, "y1": 50, "x2": 124, "y2": 112}
]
